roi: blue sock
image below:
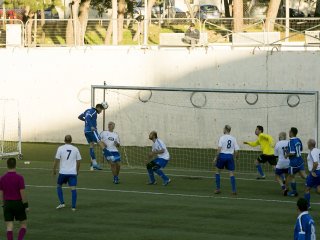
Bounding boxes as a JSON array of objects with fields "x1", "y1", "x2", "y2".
[
  {"x1": 304, "y1": 192, "x2": 311, "y2": 207},
  {"x1": 155, "y1": 169, "x2": 169, "y2": 182},
  {"x1": 215, "y1": 174, "x2": 220, "y2": 190},
  {"x1": 256, "y1": 164, "x2": 264, "y2": 176},
  {"x1": 57, "y1": 186, "x2": 64, "y2": 204},
  {"x1": 147, "y1": 169, "x2": 155, "y2": 183},
  {"x1": 89, "y1": 148, "x2": 96, "y2": 160},
  {"x1": 291, "y1": 182, "x2": 297, "y2": 192},
  {"x1": 230, "y1": 176, "x2": 236, "y2": 193},
  {"x1": 71, "y1": 189, "x2": 77, "y2": 209}
]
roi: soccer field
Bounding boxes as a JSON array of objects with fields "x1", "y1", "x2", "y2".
[{"x1": 1, "y1": 143, "x2": 319, "y2": 240}]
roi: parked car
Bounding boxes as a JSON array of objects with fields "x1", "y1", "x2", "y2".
[
  {"x1": 278, "y1": 6, "x2": 305, "y2": 18},
  {"x1": 249, "y1": 3, "x2": 268, "y2": 19},
  {"x1": 133, "y1": 1, "x2": 162, "y2": 19},
  {"x1": 195, "y1": 5, "x2": 221, "y2": 22},
  {"x1": 174, "y1": 7, "x2": 187, "y2": 18}
]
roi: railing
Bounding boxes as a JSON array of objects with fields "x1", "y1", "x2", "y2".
[{"x1": 0, "y1": 17, "x2": 320, "y2": 47}]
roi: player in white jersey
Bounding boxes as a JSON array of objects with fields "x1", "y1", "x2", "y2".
[
  {"x1": 304, "y1": 139, "x2": 320, "y2": 209},
  {"x1": 274, "y1": 132, "x2": 290, "y2": 196},
  {"x1": 100, "y1": 121, "x2": 121, "y2": 184},
  {"x1": 214, "y1": 125, "x2": 239, "y2": 195},
  {"x1": 53, "y1": 135, "x2": 81, "y2": 211},
  {"x1": 146, "y1": 131, "x2": 171, "y2": 186}
]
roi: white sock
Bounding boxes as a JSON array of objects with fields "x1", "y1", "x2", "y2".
[{"x1": 92, "y1": 159, "x2": 98, "y2": 165}]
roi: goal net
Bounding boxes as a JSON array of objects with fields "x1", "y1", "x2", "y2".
[
  {"x1": 92, "y1": 85, "x2": 318, "y2": 174},
  {"x1": 0, "y1": 99, "x2": 22, "y2": 159}
]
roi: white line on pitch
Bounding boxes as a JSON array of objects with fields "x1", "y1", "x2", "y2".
[
  {"x1": 26, "y1": 184, "x2": 317, "y2": 205},
  {"x1": 13, "y1": 166, "x2": 304, "y2": 183}
]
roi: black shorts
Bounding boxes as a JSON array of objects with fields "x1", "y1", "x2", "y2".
[
  {"x1": 3, "y1": 200, "x2": 27, "y2": 222},
  {"x1": 257, "y1": 154, "x2": 277, "y2": 166}
]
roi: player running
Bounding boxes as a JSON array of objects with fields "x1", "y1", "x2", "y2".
[
  {"x1": 274, "y1": 132, "x2": 290, "y2": 195},
  {"x1": 244, "y1": 125, "x2": 276, "y2": 179},
  {"x1": 294, "y1": 198, "x2": 316, "y2": 240},
  {"x1": 146, "y1": 131, "x2": 171, "y2": 186},
  {"x1": 304, "y1": 139, "x2": 320, "y2": 209},
  {"x1": 53, "y1": 135, "x2": 81, "y2": 211},
  {"x1": 100, "y1": 121, "x2": 121, "y2": 184},
  {"x1": 285, "y1": 127, "x2": 307, "y2": 197},
  {"x1": 214, "y1": 125, "x2": 239, "y2": 195},
  {"x1": 0, "y1": 158, "x2": 29, "y2": 240},
  {"x1": 78, "y1": 102, "x2": 109, "y2": 170}
]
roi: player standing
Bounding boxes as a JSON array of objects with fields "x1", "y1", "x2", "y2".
[
  {"x1": 100, "y1": 121, "x2": 121, "y2": 184},
  {"x1": 146, "y1": 131, "x2": 171, "y2": 186},
  {"x1": 53, "y1": 135, "x2": 81, "y2": 211},
  {"x1": 0, "y1": 158, "x2": 28, "y2": 240},
  {"x1": 214, "y1": 125, "x2": 239, "y2": 195},
  {"x1": 78, "y1": 102, "x2": 108, "y2": 170},
  {"x1": 304, "y1": 139, "x2": 320, "y2": 208},
  {"x1": 285, "y1": 127, "x2": 307, "y2": 197},
  {"x1": 244, "y1": 125, "x2": 276, "y2": 179},
  {"x1": 294, "y1": 198, "x2": 316, "y2": 240},
  {"x1": 274, "y1": 132, "x2": 290, "y2": 195}
]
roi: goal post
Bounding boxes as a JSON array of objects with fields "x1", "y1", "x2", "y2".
[
  {"x1": 91, "y1": 85, "x2": 319, "y2": 173},
  {"x1": 0, "y1": 99, "x2": 22, "y2": 159}
]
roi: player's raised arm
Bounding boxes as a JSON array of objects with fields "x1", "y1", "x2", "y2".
[{"x1": 244, "y1": 139, "x2": 259, "y2": 147}]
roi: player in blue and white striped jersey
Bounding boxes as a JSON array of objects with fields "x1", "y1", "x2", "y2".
[
  {"x1": 214, "y1": 125, "x2": 239, "y2": 195},
  {"x1": 285, "y1": 127, "x2": 307, "y2": 197},
  {"x1": 294, "y1": 198, "x2": 316, "y2": 240},
  {"x1": 146, "y1": 131, "x2": 171, "y2": 186},
  {"x1": 304, "y1": 139, "x2": 320, "y2": 209},
  {"x1": 274, "y1": 132, "x2": 290, "y2": 195},
  {"x1": 78, "y1": 102, "x2": 109, "y2": 170}
]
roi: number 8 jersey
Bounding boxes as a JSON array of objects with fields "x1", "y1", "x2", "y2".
[
  {"x1": 218, "y1": 135, "x2": 240, "y2": 154},
  {"x1": 55, "y1": 144, "x2": 82, "y2": 175}
]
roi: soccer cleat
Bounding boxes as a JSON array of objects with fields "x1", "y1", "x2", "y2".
[
  {"x1": 163, "y1": 179, "x2": 171, "y2": 186},
  {"x1": 56, "y1": 204, "x2": 65, "y2": 209},
  {"x1": 287, "y1": 191, "x2": 298, "y2": 197},
  {"x1": 71, "y1": 208, "x2": 76, "y2": 212},
  {"x1": 214, "y1": 189, "x2": 221, "y2": 194},
  {"x1": 113, "y1": 179, "x2": 119, "y2": 184},
  {"x1": 92, "y1": 164, "x2": 102, "y2": 170},
  {"x1": 283, "y1": 189, "x2": 288, "y2": 196},
  {"x1": 147, "y1": 181, "x2": 157, "y2": 185},
  {"x1": 256, "y1": 175, "x2": 266, "y2": 180}
]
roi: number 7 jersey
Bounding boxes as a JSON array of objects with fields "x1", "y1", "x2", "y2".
[{"x1": 55, "y1": 144, "x2": 82, "y2": 175}]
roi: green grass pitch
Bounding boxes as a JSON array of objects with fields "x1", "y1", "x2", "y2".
[{"x1": 0, "y1": 142, "x2": 318, "y2": 240}]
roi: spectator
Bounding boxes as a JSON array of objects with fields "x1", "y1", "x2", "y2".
[{"x1": 182, "y1": 23, "x2": 200, "y2": 45}]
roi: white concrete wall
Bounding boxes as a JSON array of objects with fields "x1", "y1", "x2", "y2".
[{"x1": 0, "y1": 46, "x2": 319, "y2": 148}]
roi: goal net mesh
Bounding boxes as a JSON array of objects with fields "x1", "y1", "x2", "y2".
[
  {"x1": 0, "y1": 99, "x2": 21, "y2": 159},
  {"x1": 93, "y1": 87, "x2": 317, "y2": 174}
]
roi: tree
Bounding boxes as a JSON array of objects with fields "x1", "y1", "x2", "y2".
[
  {"x1": 265, "y1": 0, "x2": 281, "y2": 31},
  {"x1": 315, "y1": 0, "x2": 320, "y2": 17},
  {"x1": 233, "y1": 0, "x2": 243, "y2": 32}
]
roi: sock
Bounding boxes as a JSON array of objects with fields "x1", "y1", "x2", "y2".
[
  {"x1": 291, "y1": 182, "x2": 297, "y2": 192},
  {"x1": 281, "y1": 185, "x2": 286, "y2": 190},
  {"x1": 230, "y1": 176, "x2": 236, "y2": 193},
  {"x1": 256, "y1": 164, "x2": 264, "y2": 177},
  {"x1": 215, "y1": 174, "x2": 221, "y2": 190},
  {"x1": 91, "y1": 159, "x2": 98, "y2": 166},
  {"x1": 147, "y1": 169, "x2": 155, "y2": 183},
  {"x1": 18, "y1": 228, "x2": 27, "y2": 240},
  {"x1": 89, "y1": 148, "x2": 96, "y2": 160},
  {"x1": 155, "y1": 169, "x2": 169, "y2": 182},
  {"x1": 7, "y1": 231, "x2": 13, "y2": 240},
  {"x1": 71, "y1": 189, "x2": 77, "y2": 209},
  {"x1": 57, "y1": 186, "x2": 64, "y2": 204},
  {"x1": 304, "y1": 192, "x2": 311, "y2": 207}
]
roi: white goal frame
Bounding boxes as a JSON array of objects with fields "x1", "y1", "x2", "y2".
[{"x1": 92, "y1": 85, "x2": 319, "y2": 147}]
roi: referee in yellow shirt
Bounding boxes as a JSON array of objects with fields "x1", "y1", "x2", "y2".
[{"x1": 244, "y1": 125, "x2": 276, "y2": 179}]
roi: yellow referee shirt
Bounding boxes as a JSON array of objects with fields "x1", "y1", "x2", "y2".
[{"x1": 247, "y1": 133, "x2": 275, "y2": 155}]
